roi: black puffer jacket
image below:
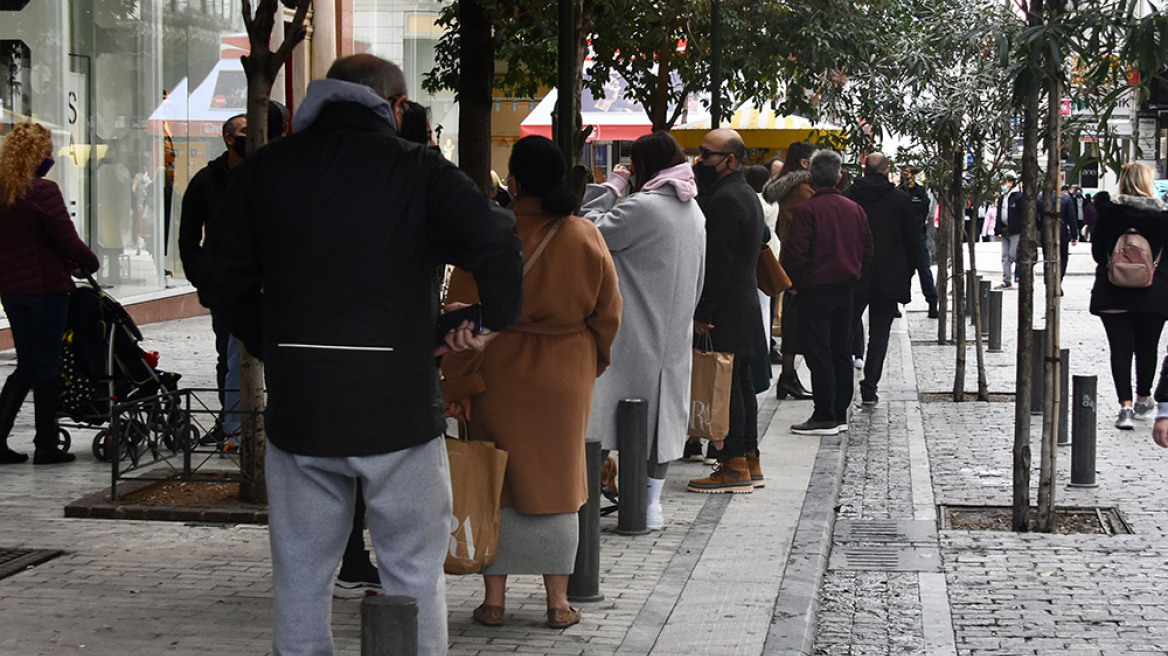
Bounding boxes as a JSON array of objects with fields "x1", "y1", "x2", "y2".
[
  {"x1": 1089, "y1": 194, "x2": 1168, "y2": 317},
  {"x1": 198, "y1": 102, "x2": 524, "y2": 457},
  {"x1": 845, "y1": 174, "x2": 919, "y2": 303}
]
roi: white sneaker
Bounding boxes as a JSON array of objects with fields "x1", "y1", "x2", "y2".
[
  {"x1": 1134, "y1": 398, "x2": 1156, "y2": 420},
  {"x1": 1115, "y1": 407, "x2": 1135, "y2": 430},
  {"x1": 646, "y1": 503, "x2": 664, "y2": 530},
  {"x1": 852, "y1": 357, "x2": 864, "y2": 369}
]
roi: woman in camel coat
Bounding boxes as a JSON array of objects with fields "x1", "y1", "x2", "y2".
[{"x1": 443, "y1": 135, "x2": 622, "y2": 630}]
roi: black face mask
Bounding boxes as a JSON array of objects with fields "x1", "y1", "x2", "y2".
[
  {"x1": 694, "y1": 161, "x2": 721, "y2": 190},
  {"x1": 232, "y1": 135, "x2": 248, "y2": 159},
  {"x1": 36, "y1": 157, "x2": 54, "y2": 177}
]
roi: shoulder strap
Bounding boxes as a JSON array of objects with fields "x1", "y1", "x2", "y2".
[{"x1": 523, "y1": 218, "x2": 565, "y2": 276}]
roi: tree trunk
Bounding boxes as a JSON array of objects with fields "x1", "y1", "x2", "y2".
[
  {"x1": 950, "y1": 146, "x2": 966, "y2": 401},
  {"x1": 458, "y1": 0, "x2": 494, "y2": 193},
  {"x1": 1013, "y1": 0, "x2": 1044, "y2": 533},
  {"x1": 1036, "y1": 63, "x2": 1063, "y2": 533},
  {"x1": 236, "y1": 0, "x2": 311, "y2": 504},
  {"x1": 966, "y1": 163, "x2": 990, "y2": 402}
]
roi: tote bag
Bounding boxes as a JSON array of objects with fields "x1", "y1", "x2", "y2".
[
  {"x1": 444, "y1": 426, "x2": 509, "y2": 575},
  {"x1": 687, "y1": 335, "x2": 734, "y2": 440}
]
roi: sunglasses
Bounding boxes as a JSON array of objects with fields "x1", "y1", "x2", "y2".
[{"x1": 699, "y1": 147, "x2": 731, "y2": 159}]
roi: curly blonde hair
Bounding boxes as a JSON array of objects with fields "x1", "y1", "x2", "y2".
[{"x1": 0, "y1": 121, "x2": 52, "y2": 206}]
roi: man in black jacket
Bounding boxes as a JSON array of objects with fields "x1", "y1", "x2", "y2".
[
  {"x1": 995, "y1": 173, "x2": 1023, "y2": 289},
  {"x1": 845, "y1": 153, "x2": 919, "y2": 406},
  {"x1": 687, "y1": 128, "x2": 767, "y2": 494},
  {"x1": 900, "y1": 167, "x2": 938, "y2": 318},
  {"x1": 198, "y1": 54, "x2": 523, "y2": 656}
]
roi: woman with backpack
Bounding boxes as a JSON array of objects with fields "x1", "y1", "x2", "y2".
[{"x1": 1090, "y1": 162, "x2": 1168, "y2": 430}]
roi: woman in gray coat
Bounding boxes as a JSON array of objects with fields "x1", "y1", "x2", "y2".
[{"x1": 580, "y1": 131, "x2": 707, "y2": 529}]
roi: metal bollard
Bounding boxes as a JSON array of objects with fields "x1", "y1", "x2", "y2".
[
  {"x1": 616, "y1": 399, "x2": 649, "y2": 536},
  {"x1": 361, "y1": 595, "x2": 417, "y2": 656},
  {"x1": 966, "y1": 271, "x2": 976, "y2": 324},
  {"x1": 988, "y1": 290, "x2": 1003, "y2": 352},
  {"x1": 1057, "y1": 349, "x2": 1070, "y2": 446},
  {"x1": 1030, "y1": 328, "x2": 1045, "y2": 415},
  {"x1": 1069, "y1": 375, "x2": 1098, "y2": 488},
  {"x1": 568, "y1": 440, "x2": 604, "y2": 602},
  {"x1": 978, "y1": 279, "x2": 991, "y2": 336}
]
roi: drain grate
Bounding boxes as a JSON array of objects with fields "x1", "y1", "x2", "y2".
[
  {"x1": 0, "y1": 548, "x2": 62, "y2": 581},
  {"x1": 834, "y1": 519, "x2": 937, "y2": 543},
  {"x1": 828, "y1": 545, "x2": 941, "y2": 572}
]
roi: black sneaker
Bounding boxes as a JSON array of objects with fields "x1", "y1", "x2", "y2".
[
  {"x1": 682, "y1": 440, "x2": 704, "y2": 462},
  {"x1": 861, "y1": 391, "x2": 879, "y2": 407},
  {"x1": 790, "y1": 418, "x2": 840, "y2": 436},
  {"x1": 335, "y1": 563, "x2": 382, "y2": 599}
]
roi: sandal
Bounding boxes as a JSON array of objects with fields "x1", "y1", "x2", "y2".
[
  {"x1": 472, "y1": 603, "x2": 504, "y2": 627},
  {"x1": 547, "y1": 606, "x2": 582, "y2": 629}
]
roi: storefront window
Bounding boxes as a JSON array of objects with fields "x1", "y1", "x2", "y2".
[{"x1": 0, "y1": 0, "x2": 242, "y2": 321}]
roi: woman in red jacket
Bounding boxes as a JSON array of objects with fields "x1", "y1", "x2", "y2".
[{"x1": 0, "y1": 122, "x2": 100, "y2": 464}]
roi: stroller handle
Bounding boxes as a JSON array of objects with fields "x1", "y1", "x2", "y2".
[{"x1": 85, "y1": 275, "x2": 101, "y2": 291}]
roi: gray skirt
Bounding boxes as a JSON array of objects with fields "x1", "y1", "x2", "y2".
[{"x1": 481, "y1": 507, "x2": 578, "y2": 575}]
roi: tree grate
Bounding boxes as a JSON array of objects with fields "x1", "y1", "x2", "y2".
[
  {"x1": 829, "y1": 520, "x2": 942, "y2": 572},
  {"x1": 0, "y1": 548, "x2": 62, "y2": 581}
]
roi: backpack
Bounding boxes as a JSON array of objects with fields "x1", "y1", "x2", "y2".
[{"x1": 1108, "y1": 228, "x2": 1160, "y2": 288}]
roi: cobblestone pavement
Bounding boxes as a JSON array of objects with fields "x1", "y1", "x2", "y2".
[{"x1": 814, "y1": 241, "x2": 1168, "y2": 656}]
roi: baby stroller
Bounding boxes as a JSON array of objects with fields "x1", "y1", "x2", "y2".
[{"x1": 57, "y1": 278, "x2": 182, "y2": 462}]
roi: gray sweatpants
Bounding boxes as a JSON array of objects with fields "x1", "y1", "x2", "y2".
[{"x1": 266, "y1": 438, "x2": 452, "y2": 656}]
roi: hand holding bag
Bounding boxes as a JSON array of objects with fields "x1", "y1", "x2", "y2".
[
  {"x1": 687, "y1": 333, "x2": 734, "y2": 441},
  {"x1": 444, "y1": 422, "x2": 509, "y2": 575}
]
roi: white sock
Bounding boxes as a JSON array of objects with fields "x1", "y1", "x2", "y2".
[{"x1": 646, "y1": 477, "x2": 665, "y2": 529}]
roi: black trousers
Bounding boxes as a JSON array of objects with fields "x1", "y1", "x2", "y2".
[
  {"x1": 799, "y1": 284, "x2": 855, "y2": 424},
  {"x1": 210, "y1": 310, "x2": 232, "y2": 408},
  {"x1": 854, "y1": 295, "x2": 898, "y2": 398},
  {"x1": 722, "y1": 356, "x2": 758, "y2": 460},
  {"x1": 1100, "y1": 312, "x2": 1166, "y2": 403}
]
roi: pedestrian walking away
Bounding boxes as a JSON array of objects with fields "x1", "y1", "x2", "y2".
[
  {"x1": 443, "y1": 135, "x2": 622, "y2": 630},
  {"x1": 844, "y1": 153, "x2": 918, "y2": 408},
  {"x1": 579, "y1": 130, "x2": 706, "y2": 526},
  {"x1": 995, "y1": 173, "x2": 1023, "y2": 289},
  {"x1": 197, "y1": 54, "x2": 524, "y2": 656},
  {"x1": 1088, "y1": 162, "x2": 1168, "y2": 431},
  {"x1": 782, "y1": 150, "x2": 873, "y2": 436},
  {"x1": 0, "y1": 121, "x2": 100, "y2": 465},
  {"x1": 687, "y1": 128, "x2": 767, "y2": 493},
  {"x1": 899, "y1": 167, "x2": 938, "y2": 317}
]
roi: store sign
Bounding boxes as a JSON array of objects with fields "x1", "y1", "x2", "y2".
[{"x1": 1079, "y1": 162, "x2": 1099, "y2": 189}]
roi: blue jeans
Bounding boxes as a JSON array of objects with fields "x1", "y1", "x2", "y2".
[
  {"x1": 1, "y1": 292, "x2": 69, "y2": 384},
  {"x1": 916, "y1": 232, "x2": 937, "y2": 302}
]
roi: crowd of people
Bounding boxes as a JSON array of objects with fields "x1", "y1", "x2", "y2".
[{"x1": 5, "y1": 51, "x2": 1168, "y2": 656}]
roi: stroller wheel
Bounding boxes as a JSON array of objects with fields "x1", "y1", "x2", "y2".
[
  {"x1": 91, "y1": 429, "x2": 129, "y2": 462},
  {"x1": 56, "y1": 428, "x2": 72, "y2": 453}
]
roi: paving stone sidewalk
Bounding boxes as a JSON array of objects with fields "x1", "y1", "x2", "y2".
[{"x1": 813, "y1": 243, "x2": 1168, "y2": 656}]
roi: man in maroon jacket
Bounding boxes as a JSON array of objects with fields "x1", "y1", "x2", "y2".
[{"x1": 783, "y1": 150, "x2": 874, "y2": 435}]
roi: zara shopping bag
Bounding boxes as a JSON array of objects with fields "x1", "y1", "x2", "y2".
[
  {"x1": 687, "y1": 334, "x2": 734, "y2": 440},
  {"x1": 444, "y1": 425, "x2": 508, "y2": 575}
]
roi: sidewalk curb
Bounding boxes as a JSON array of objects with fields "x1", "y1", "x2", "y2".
[{"x1": 763, "y1": 431, "x2": 847, "y2": 655}]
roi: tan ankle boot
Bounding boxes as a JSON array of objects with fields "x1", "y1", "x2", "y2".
[
  {"x1": 686, "y1": 457, "x2": 753, "y2": 494},
  {"x1": 745, "y1": 452, "x2": 765, "y2": 488}
]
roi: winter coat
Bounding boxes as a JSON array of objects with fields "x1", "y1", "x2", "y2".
[
  {"x1": 994, "y1": 190, "x2": 1023, "y2": 236},
  {"x1": 178, "y1": 151, "x2": 232, "y2": 289},
  {"x1": 579, "y1": 180, "x2": 706, "y2": 464},
  {"x1": 696, "y1": 170, "x2": 767, "y2": 357},
  {"x1": 844, "y1": 174, "x2": 919, "y2": 303},
  {"x1": 901, "y1": 182, "x2": 931, "y2": 233},
  {"x1": 763, "y1": 170, "x2": 815, "y2": 260},
  {"x1": 198, "y1": 102, "x2": 524, "y2": 458},
  {"x1": 442, "y1": 196, "x2": 622, "y2": 514},
  {"x1": 0, "y1": 178, "x2": 99, "y2": 294},
  {"x1": 785, "y1": 187, "x2": 874, "y2": 290},
  {"x1": 1089, "y1": 194, "x2": 1168, "y2": 318}
]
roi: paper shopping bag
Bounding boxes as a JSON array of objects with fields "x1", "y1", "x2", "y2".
[
  {"x1": 687, "y1": 337, "x2": 734, "y2": 440},
  {"x1": 444, "y1": 432, "x2": 508, "y2": 575}
]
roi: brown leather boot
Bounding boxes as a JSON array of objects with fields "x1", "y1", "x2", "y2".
[
  {"x1": 745, "y1": 452, "x2": 765, "y2": 488},
  {"x1": 686, "y1": 457, "x2": 753, "y2": 494}
]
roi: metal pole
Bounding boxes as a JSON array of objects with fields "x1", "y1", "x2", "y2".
[
  {"x1": 966, "y1": 271, "x2": 976, "y2": 324},
  {"x1": 1069, "y1": 375, "x2": 1098, "y2": 487},
  {"x1": 556, "y1": 0, "x2": 575, "y2": 169},
  {"x1": 1030, "y1": 328, "x2": 1045, "y2": 414},
  {"x1": 1057, "y1": 348, "x2": 1070, "y2": 446},
  {"x1": 979, "y1": 279, "x2": 991, "y2": 336},
  {"x1": 616, "y1": 399, "x2": 649, "y2": 536},
  {"x1": 710, "y1": 0, "x2": 722, "y2": 126},
  {"x1": 361, "y1": 595, "x2": 417, "y2": 656},
  {"x1": 988, "y1": 289, "x2": 1003, "y2": 353},
  {"x1": 568, "y1": 440, "x2": 604, "y2": 603}
]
